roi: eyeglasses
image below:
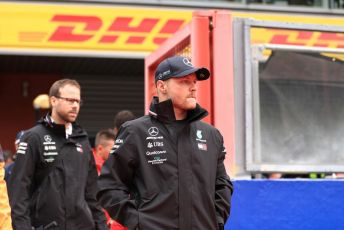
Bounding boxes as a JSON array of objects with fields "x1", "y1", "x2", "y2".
[{"x1": 55, "y1": 96, "x2": 83, "y2": 106}]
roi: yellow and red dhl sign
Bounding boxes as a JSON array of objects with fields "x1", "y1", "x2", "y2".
[
  {"x1": 251, "y1": 28, "x2": 344, "y2": 48},
  {"x1": 0, "y1": 2, "x2": 343, "y2": 53},
  {"x1": 0, "y1": 3, "x2": 192, "y2": 52},
  {"x1": 232, "y1": 12, "x2": 344, "y2": 48}
]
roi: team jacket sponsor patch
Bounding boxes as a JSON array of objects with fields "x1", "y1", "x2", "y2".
[
  {"x1": 197, "y1": 143, "x2": 208, "y2": 151},
  {"x1": 17, "y1": 142, "x2": 28, "y2": 154},
  {"x1": 110, "y1": 138, "x2": 124, "y2": 154},
  {"x1": 75, "y1": 143, "x2": 83, "y2": 153}
]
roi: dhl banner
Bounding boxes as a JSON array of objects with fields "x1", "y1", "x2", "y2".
[
  {"x1": 0, "y1": 2, "x2": 192, "y2": 53},
  {"x1": 0, "y1": 2, "x2": 343, "y2": 53},
  {"x1": 232, "y1": 12, "x2": 344, "y2": 48}
]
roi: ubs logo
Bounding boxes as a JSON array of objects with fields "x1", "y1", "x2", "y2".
[{"x1": 148, "y1": 127, "x2": 159, "y2": 136}]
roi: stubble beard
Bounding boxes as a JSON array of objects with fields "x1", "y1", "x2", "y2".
[{"x1": 57, "y1": 109, "x2": 78, "y2": 124}]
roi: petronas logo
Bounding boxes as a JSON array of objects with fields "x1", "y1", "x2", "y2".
[{"x1": 196, "y1": 130, "x2": 202, "y2": 139}]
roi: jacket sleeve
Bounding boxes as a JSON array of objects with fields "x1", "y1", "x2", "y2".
[
  {"x1": 8, "y1": 132, "x2": 39, "y2": 230},
  {"x1": 97, "y1": 125, "x2": 138, "y2": 230},
  {"x1": 214, "y1": 130, "x2": 234, "y2": 227},
  {"x1": 84, "y1": 142, "x2": 108, "y2": 230}
]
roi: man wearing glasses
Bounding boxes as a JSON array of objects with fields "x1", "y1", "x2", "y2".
[{"x1": 9, "y1": 79, "x2": 107, "y2": 230}]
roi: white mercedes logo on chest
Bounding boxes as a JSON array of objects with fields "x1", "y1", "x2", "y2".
[
  {"x1": 44, "y1": 135, "x2": 52, "y2": 142},
  {"x1": 148, "y1": 127, "x2": 159, "y2": 136}
]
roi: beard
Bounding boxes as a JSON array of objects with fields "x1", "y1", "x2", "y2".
[{"x1": 55, "y1": 109, "x2": 78, "y2": 123}]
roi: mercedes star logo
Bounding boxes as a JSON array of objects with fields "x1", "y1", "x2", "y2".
[
  {"x1": 148, "y1": 127, "x2": 159, "y2": 136},
  {"x1": 44, "y1": 135, "x2": 52, "y2": 142},
  {"x1": 183, "y1": 57, "x2": 193, "y2": 67}
]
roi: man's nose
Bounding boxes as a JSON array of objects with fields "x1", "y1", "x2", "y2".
[{"x1": 191, "y1": 82, "x2": 197, "y2": 91}]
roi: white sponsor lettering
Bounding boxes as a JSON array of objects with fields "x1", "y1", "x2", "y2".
[
  {"x1": 17, "y1": 150, "x2": 26, "y2": 154},
  {"x1": 196, "y1": 139, "x2": 207, "y2": 143},
  {"x1": 19, "y1": 142, "x2": 27, "y2": 146},
  {"x1": 148, "y1": 158, "x2": 167, "y2": 165},
  {"x1": 18, "y1": 146, "x2": 27, "y2": 150},
  {"x1": 43, "y1": 142, "x2": 56, "y2": 145},
  {"x1": 44, "y1": 146, "x2": 56, "y2": 150},
  {"x1": 146, "y1": 136, "x2": 163, "y2": 140},
  {"x1": 45, "y1": 158, "x2": 55, "y2": 163},
  {"x1": 146, "y1": 150, "x2": 166, "y2": 156},
  {"x1": 43, "y1": 152, "x2": 58, "y2": 156},
  {"x1": 153, "y1": 142, "x2": 163, "y2": 147}
]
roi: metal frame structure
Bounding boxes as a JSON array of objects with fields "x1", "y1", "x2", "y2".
[
  {"x1": 146, "y1": 11, "x2": 344, "y2": 176},
  {"x1": 241, "y1": 19, "x2": 344, "y2": 173}
]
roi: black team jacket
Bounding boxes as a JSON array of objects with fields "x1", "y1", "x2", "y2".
[
  {"x1": 9, "y1": 114, "x2": 107, "y2": 230},
  {"x1": 98, "y1": 97, "x2": 233, "y2": 230}
]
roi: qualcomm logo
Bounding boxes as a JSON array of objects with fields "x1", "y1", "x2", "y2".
[{"x1": 148, "y1": 127, "x2": 159, "y2": 136}]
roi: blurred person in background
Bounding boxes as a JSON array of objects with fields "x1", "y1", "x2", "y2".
[
  {"x1": 93, "y1": 129, "x2": 126, "y2": 230},
  {"x1": 113, "y1": 110, "x2": 136, "y2": 136},
  {"x1": 93, "y1": 129, "x2": 116, "y2": 175},
  {"x1": 3, "y1": 150, "x2": 14, "y2": 167},
  {"x1": 8, "y1": 79, "x2": 107, "y2": 230},
  {"x1": 4, "y1": 130, "x2": 25, "y2": 186},
  {"x1": 0, "y1": 144, "x2": 12, "y2": 229}
]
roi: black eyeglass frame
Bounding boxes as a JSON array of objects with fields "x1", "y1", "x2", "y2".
[{"x1": 55, "y1": 96, "x2": 83, "y2": 106}]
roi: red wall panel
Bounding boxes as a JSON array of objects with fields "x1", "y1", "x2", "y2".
[{"x1": 0, "y1": 74, "x2": 60, "y2": 153}]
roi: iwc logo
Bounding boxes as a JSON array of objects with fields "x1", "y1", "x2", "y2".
[{"x1": 148, "y1": 127, "x2": 159, "y2": 136}]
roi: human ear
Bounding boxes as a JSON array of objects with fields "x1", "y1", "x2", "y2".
[{"x1": 157, "y1": 80, "x2": 167, "y2": 94}]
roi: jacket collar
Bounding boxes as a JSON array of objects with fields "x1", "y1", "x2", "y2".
[
  {"x1": 38, "y1": 113, "x2": 87, "y2": 138},
  {"x1": 148, "y1": 96, "x2": 208, "y2": 124}
]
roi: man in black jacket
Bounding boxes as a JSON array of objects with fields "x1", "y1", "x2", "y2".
[
  {"x1": 98, "y1": 56, "x2": 233, "y2": 230},
  {"x1": 9, "y1": 79, "x2": 108, "y2": 230}
]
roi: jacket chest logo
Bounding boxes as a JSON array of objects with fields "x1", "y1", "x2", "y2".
[
  {"x1": 196, "y1": 130, "x2": 202, "y2": 139},
  {"x1": 42, "y1": 135, "x2": 57, "y2": 163},
  {"x1": 75, "y1": 143, "x2": 83, "y2": 153},
  {"x1": 195, "y1": 130, "x2": 207, "y2": 143},
  {"x1": 145, "y1": 127, "x2": 166, "y2": 165},
  {"x1": 197, "y1": 143, "x2": 208, "y2": 151},
  {"x1": 147, "y1": 142, "x2": 164, "y2": 148},
  {"x1": 148, "y1": 127, "x2": 159, "y2": 136},
  {"x1": 196, "y1": 129, "x2": 208, "y2": 151},
  {"x1": 44, "y1": 135, "x2": 52, "y2": 143}
]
